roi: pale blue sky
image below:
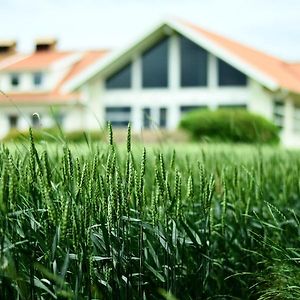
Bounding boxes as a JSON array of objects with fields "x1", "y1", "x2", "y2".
[{"x1": 1, "y1": 0, "x2": 299, "y2": 61}]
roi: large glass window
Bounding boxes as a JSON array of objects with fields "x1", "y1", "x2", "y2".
[
  {"x1": 105, "y1": 106, "x2": 131, "y2": 127},
  {"x1": 142, "y1": 37, "x2": 169, "y2": 88},
  {"x1": 180, "y1": 37, "x2": 208, "y2": 87},
  {"x1": 218, "y1": 59, "x2": 247, "y2": 86},
  {"x1": 105, "y1": 63, "x2": 132, "y2": 89},
  {"x1": 273, "y1": 100, "x2": 285, "y2": 129}
]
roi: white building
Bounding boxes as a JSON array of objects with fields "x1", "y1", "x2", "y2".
[{"x1": 0, "y1": 19, "x2": 300, "y2": 146}]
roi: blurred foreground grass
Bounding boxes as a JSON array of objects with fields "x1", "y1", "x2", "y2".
[{"x1": 0, "y1": 128, "x2": 299, "y2": 299}]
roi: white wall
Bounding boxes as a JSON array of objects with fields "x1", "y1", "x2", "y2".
[
  {"x1": 0, "y1": 53, "x2": 82, "y2": 93},
  {"x1": 78, "y1": 80, "x2": 105, "y2": 131},
  {"x1": 280, "y1": 95, "x2": 300, "y2": 147},
  {"x1": 0, "y1": 105, "x2": 71, "y2": 138},
  {"x1": 247, "y1": 79, "x2": 273, "y2": 119},
  {"x1": 81, "y1": 32, "x2": 300, "y2": 147},
  {"x1": 63, "y1": 106, "x2": 85, "y2": 131}
]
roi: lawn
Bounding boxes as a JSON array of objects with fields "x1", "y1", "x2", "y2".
[{"x1": 0, "y1": 128, "x2": 299, "y2": 299}]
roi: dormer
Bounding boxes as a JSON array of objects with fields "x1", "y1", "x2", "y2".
[
  {"x1": 0, "y1": 40, "x2": 17, "y2": 56},
  {"x1": 35, "y1": 38, "x2": 57, "y2": 52}
]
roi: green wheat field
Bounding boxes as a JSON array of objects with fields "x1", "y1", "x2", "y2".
[{"x1": 0, "y1": 126, "x2": 299, "y2": 299}]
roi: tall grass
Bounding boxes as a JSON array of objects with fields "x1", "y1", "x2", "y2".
[{"x1": 0, "y1": 126, "x2": 299, "y2": 299}]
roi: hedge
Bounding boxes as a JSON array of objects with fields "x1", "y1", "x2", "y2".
[
  {"x1": 2, "y1": 128, "x2": 103, "y2": 143},
  {"x1": 180, "y1": 109, "x2": 280, "y2": 144}
]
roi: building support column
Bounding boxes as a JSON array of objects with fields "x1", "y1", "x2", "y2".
[
  {"x1": 132, "y1": 55, "x2": 141, "y2": 91},
  {"x1": 169, "y1": 34, "x2": 180, "y2": 90},
  {"x1": 208, "y1": 54, "x2": 218, "y2": 110},
  {"x1": 168, "y1": 105, "x2": 181, "y2": 130},
  {"x1": 132, "y1": 105, "x2": 142, "y2": 132}
]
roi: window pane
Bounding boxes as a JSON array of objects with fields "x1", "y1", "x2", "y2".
[
  {"x1": 218, "y1": 59, "x2": 247, "y2": 86},
  {"x1": 105, "y1": 63, "x2": 132, "y2": 89},
  {"x1": 159, "y1": 107, "x2": 167, "y2": 128},
  {"x1": 11, "y1": 74, "x2": 19, "y2": 86},
  {"x1": 105, "y1": 106, "x2": 131, "y2": 128},
  {"x1": 106, "y1": 107, "x2": 131, "y2": 113},
  {"x1": 180, "y1": 36, "x2": 208, "y2": 87},
  {"x1": 293, "y1": 104, "x2": 300, "y2": 132},
  {"x1": 180, "y1": 105, "x2": 207, "y2": 114},
  {"x1": 218, "y1": 104, "x2": 247, "y2": 109},
  {"x1": 143, "y1": 108, "x2": 151, "y2": 128},
  {"x1": 8, "y1": 115, "x2": 18, "y2": 128},
  {"x1": 273, "y1": 100, "x2": 284, "y2": 129},
  {"x1": 142, "y1": 37, "x2": 169, "y2": 88},
  {"x1": 33, "y1": 72, "x2": 43, "y2": 86}
]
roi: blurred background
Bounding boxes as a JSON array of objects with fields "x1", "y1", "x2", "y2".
[
  {"x1": 0, "y1": 0, "x2": 300, "y2": 146},
  {"x1": 1, "y1": 0, "x2": 300, "y2": 59}
]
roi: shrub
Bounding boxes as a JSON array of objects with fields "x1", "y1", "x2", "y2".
[
  {"x1": 180, "y1": 109, "x2": 280, "y2": 144},
  {"x1": 65, "y1": 130, "x2": 103, "y2": 143},
  {"x1": 2, "y1": 128, "x2": 103, "y2": 143},
  {"x1": 2, "y1": 127, "x2": 61, "y2": 142}
]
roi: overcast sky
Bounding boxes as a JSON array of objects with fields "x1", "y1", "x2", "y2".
[{"x1": 1, "y1": 0, "x2": 299, "y2": 61}]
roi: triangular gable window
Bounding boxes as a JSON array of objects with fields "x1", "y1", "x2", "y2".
[
  {"x1": 180, "y1": 36, "x2": 208, "y2": 87},
  {"x1": 218, "y1": 59, "x2": 247, "y2": 86},
  {"x1": 142, "y1": 37, "x2": 169, "y2": 88},
  {"x1": 105, "y1": 63, "x2": 132, "y2": 89}
]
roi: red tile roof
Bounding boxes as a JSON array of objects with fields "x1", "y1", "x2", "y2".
[
  {"x1": 0, "y1": 91, "x2": 80, "y2": 104},
  {"x1": 1, "y1": 51, "x2": 75, "y2": 71},
  {"x1": 0, "y1": 50, "x2": 109, "y2": 104},
  {"x1": 288, "y1": 63, "x2": 300, "y2": 80},
  {"x1": 55, "y1": 50, "x2": 108, "y2": 91},
  {"x1": 180, "y1": 20, "x2": 300, "y2": 93}
]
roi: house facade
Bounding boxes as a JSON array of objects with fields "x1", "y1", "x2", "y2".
[{"x1": 0, "y1": 19, "x2": 300, "y2": 146}]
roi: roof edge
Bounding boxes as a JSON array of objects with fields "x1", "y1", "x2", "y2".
[
  {"x1": 61, "y1": 20, "x2": 169, "y2": 92},
  {"x1": 62, "y1": 18, "x2": 280, "y2": 92}
]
